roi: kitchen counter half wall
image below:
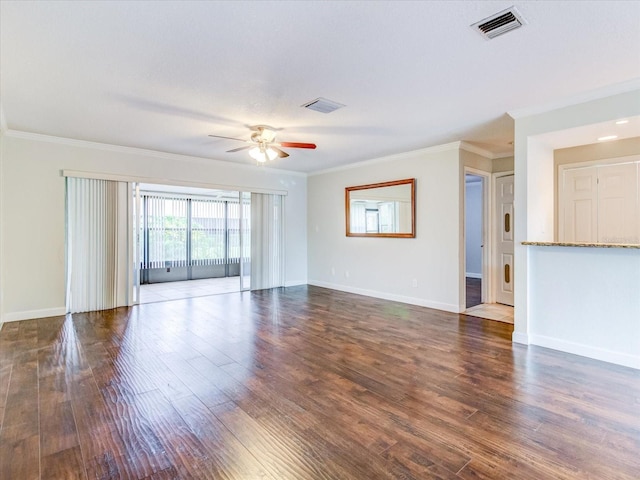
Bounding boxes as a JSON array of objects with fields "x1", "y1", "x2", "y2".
[{"x1": 522, "y1": 241, "x2": 640, "y2": 249}]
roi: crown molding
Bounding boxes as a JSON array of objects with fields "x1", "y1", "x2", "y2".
[
  {"x1": 459, "y1": 141, "x2": 513, "y2": 160},
  {"x1": 3, "y1": 129, "x2": 308, "y2": 177},
  {"x1": 309, "y1": 141, "x2": 464, "y2": 176},
  {"x1": 309, "y1": 140, "x2": 513, "y2": 176},
  {"x1": 508, "y1": 78, "x2": 640, "y2": 120}
]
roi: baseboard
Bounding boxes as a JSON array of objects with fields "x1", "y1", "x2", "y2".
[
  {"x1": 308, "y1": 280, "x2": 462, "y2": 313},
  {"x1": 3, "y1": 307, "x2": 67, "y2": 323},
  {"x1": 529, "y1": 334, "x2": 640, "y2": 370},
  {"x1": 284, "y1": 279, "x2": 307, "y2": 287},
  {"x1": 465, "y1": 272, "x2": 483, "y2": 279},
  {"x1": 512, "y1": 331, "x2": 529, "y2": 345}
]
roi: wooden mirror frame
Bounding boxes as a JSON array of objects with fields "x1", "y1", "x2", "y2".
[{"x1": 345, "y1": 178, "x2": 416, "y2": 238}]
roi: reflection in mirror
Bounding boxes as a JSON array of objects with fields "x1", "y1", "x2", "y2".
[{"x1": 346, "y1": 179, "x2": 415, "y2": 237}]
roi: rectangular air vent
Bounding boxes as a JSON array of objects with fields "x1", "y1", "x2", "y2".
[
  {"x1": 472, "y1": 6, "x2": 526, "y2": 40},
  {"x1": 301, "y1": 97, "x2": 345, "y2": 114}
]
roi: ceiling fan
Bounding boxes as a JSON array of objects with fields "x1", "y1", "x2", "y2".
[{"x1": 209, "y1": 125, "x2": 316, "y2": 163}]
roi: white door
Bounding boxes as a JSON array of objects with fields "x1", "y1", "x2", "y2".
[
  {"x1": 495, "y1": 175, "x2": 514, "y2": 306},
  {"x1": 597, "y1": 162, "x2": 638, "y2": 244},
  {"x1": 560, "y1": 162, "x2": 639, "y2": 244},
  {"x1": 560, "y1": 166, "x2": 598, "y2": 242}
]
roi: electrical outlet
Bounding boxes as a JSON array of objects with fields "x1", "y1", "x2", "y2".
[
  {"x1": 345, "y1": 270, "x2": 350, "y2": 278},
  {"x1": 331, "y1": 267, "x2": 335, "y2": 276},
  {"x1": 412, "y1": 279, "x2": 418, "y2": 288}
]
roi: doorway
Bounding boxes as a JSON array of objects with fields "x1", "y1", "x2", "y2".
[
  {"x1": 463, "y1": 170, "x2": 514, "y2": 323},
  {"x1": 134, "y1": 184, "x2": 251, "y2": 304},
  {"x1": 464, "y1": 173, "x2": 485, "y2": 308},
  {"x1": 66, "y1": 177, "x2": 284, "y2": 312}
]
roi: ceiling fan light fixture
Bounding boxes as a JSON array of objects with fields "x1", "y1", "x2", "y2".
[
  {"x1": 261, "y1": 128, "x2": 277, "y2": 142},
  {"x1": 249, "y1": 146, "x2": 266, "y2": 163},
  {"x1": 210, "y1": 125, "x2": 315, "y2": 164},
  {"x1": 266, "y1": 147, "x2": 278, "y2": 161},
  {"x1": 249, "y1": 146, "x2": 278, "y2": 163}
]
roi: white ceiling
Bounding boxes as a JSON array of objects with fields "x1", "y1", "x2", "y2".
[{"x1": 1, "y1": 1, "x2": 639, "y2": 173}]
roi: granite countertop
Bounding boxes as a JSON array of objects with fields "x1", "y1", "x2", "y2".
[{"x1": 522, "y1": 241, "x2": 640, "y2": 249}]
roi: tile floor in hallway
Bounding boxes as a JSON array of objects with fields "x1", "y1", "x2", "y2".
[
  {"x1": 464, "y1": 303, "x2": 514, "y2": 324},
  {"x1": 464, "y1": 277, "x2": 514, "y2": 323}
]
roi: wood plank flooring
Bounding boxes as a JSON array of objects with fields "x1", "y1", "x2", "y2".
[
  {"x1": 465, "y1": 278, "x2": 481, "y2": 308},
  {"x1": 0, "y1": 285, "x2": 638, "y2": 479}
]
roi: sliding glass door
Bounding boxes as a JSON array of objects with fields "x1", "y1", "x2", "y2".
[
  {"x1": 67, "y1": 177, "x2": 283, "y2": 310},
  {"x1": 240, "y1": 191, "x2": 251, "y2": 291},
  {"x1": 133, "y1": 187, "x2": 252, "y2": 300},
  {"x1": 139, "y1": 194, "x2": 230, "y2": 281},
  {"x1": 132, "y1": 182, "x2": 141, "y2": 305}
]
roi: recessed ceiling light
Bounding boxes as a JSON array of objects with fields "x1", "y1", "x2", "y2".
[
  {"x1": 597, "y1": 135, "x2": 618, "y2": 142},
  {"x1": 615, "y1": 119, "x2": 629, "y2": 125}
]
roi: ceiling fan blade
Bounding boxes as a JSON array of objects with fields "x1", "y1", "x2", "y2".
[
  {"x1": 271, "y1": 147, "x2": 289, "y2": 158},
  {"x1": 227, "y1": 145, "x2": 252, "y2": 153},
  {"x1": 208, "y1": 134, "x2": 248, "y2": 142},
  {"x1": 278, "y1": 142, "x2": 316, "y2": 149}
]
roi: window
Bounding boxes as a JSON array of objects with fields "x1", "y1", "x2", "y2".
[{"x1": 140, "y1": 193, "x2": 250, "y2": 282}]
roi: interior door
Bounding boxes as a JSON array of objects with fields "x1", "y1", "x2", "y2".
[
  {"x1": 597, "y1": 162, "x2": 638, "y2": 243},
  {"x1": 495, "y1": 175, "x2": 514, "y2": 306},
  {"x1": 560, "y1": 166, "x2": 598, "y2": 242}
]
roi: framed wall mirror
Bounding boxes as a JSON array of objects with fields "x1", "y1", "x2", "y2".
[{"x1": 346, "y1": 178, "x2": 415, "y2": 237}]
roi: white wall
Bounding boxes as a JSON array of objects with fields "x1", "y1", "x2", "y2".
[
  {"x1": 0, "y1": 132, "x2": 307, "y2": 322},
  {"x1": 529, "y1": 246, "x2": 640, "y2": 369},
  {"x1": 526, "y1": 138, "x2": 555, "y2": 242},
  {"x1": 308, "y1": 144, "x2": 463, "y2": 313},
  {"x1": 512, "y1": 87, "x2": 640, "y2": 367},
  {"x1": 0, "y1": 133, "x2": 4, "y2": 330},
  {"x1": 465, "y1": 178, "x2": 482, "y2": 278}
]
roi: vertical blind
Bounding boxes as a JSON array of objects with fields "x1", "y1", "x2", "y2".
[
  {"x1": 232, "y1": 199, "x2": 252, "y2": 264},
  {"x1": 66, "y1": 177, "x2": 130, "y2": 313},
  {"x1": 350, "y1": 202, "x2": 366, "y2": 233},
  {"x1": 191, "y1": 198, "x2": 226, "y2": 265},
  {"x1": 144, "y1": 195, "x2": 189, "y2": 268},
  {"x1": 141, "y1": 194, "x2": 251, "y2": 269},
  {"x1": 251, "y1": 193, "x2": 284, "y2": 290}
]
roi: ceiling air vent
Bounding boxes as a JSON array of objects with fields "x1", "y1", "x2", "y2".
[
  {"x1": 472, "y1": 6, "x2": 526, "y2": 40},
  {"x1": 301, "y1": 97, "x2": 345, "y2": 114}
]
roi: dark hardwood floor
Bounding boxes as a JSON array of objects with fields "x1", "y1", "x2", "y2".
[
  {"x1": 465, "y1": 277, "x2": 482, "y2": 308},
  {"x1": 0, "y1": 285, "x2": 638, "y2": 479}
]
